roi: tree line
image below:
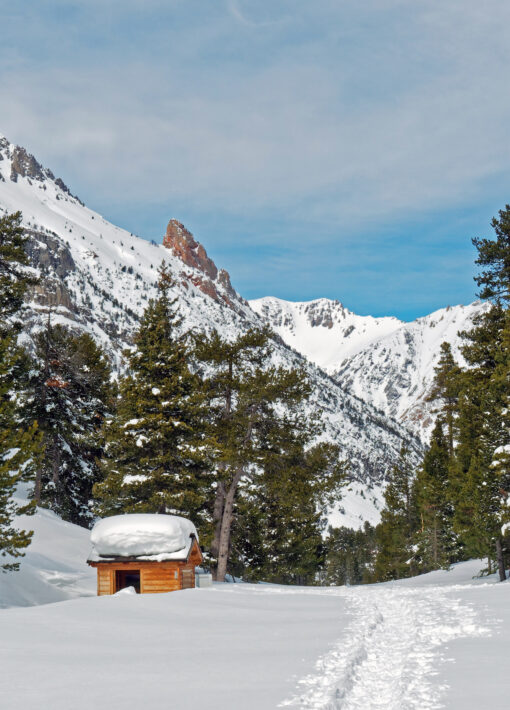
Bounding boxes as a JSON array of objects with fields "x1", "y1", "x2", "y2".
[
  {"x1": 0, "y1": 211, "x2": 344, "y2": 582},
  {"x1": 324, "y1": 207, "x2": 510, "y2": 585}
]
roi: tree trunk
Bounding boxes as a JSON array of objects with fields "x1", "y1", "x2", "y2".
[
  {"x1": 433, "y1": 517, "x2": 438, "y2": 566},
  {"x1": 215, "y1": 468, "x2": 244, "y2": 582},
  {"x1": 210, "y1": 481, "x2": 226, "y2": 575},
  {"x1": 495, "y1": 538, "x2": 506, "y2": 582},
  {"x1": 33, "y1": 469, "x2": 42, "y2": 505}
]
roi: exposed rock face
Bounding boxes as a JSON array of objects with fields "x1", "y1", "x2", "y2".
[
  {"x1": 10, "y1": 146, "x2": 47, "y2": 183},
  {"x1": 24, "y1": 230, "x2": 77, "y2": 313},
  {"x1": 164, "y1": 220, "x2": 218, "y2": 280},
  {"x1": 25, "y1": 230, "x2": 76, "y2": 278},
  {"x1": 163, "y1": 219, "x2": 242, "y2": 311},
  {"x1": 5, "y1": 141, "x2": 82, "y2": 203}
]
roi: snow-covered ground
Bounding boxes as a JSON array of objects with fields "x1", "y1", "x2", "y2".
[{"x1": 0, "y1": 506, "x2": 508, "y2": 709}]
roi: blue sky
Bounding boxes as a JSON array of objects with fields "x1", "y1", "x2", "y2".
[{"x1": 2, "y1": 1, "x2": 510, "y2": 320}]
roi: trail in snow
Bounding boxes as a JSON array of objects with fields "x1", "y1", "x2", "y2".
[{"x1": 280, "y1": 584, "x2": 490, "y2": 710}]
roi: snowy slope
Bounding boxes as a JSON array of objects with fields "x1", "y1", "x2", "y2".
[
  {"x1": 0, "y1": 503, "x2": 507, "y2": 710},
  {"x1": 251, "y1": 296, "x2": 485, "y2": 441},
  {"x1": 334, "y1": 302, "x2": 487, "y2": 441},
  {"x1": 0, "y1": 133, "x2": 424, "y2": 529},
  {"x1": 250, "y1": 296, "x2": 403, "y2": 372},
  {"x1": 0, "y1": 488, "x2": 96, "y2": 609}
]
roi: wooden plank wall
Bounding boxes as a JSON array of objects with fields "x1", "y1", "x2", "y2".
[
  {"x1": 181, "y1": 565, "x2": 195, "y2": 589},
  {"x1": 141, "y1": 566, "x2": 181, "y2": 594},
  {"x1": 93, "y1": 559, "x2": 200, "y2": 595},
  {"x1": 97, "y1": 567, "x2": 113, "y2": 596}
]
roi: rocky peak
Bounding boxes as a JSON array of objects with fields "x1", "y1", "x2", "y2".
[
  {"x1": 163, "y1": 218, "x2": 244, "y2": 312},
  {"x1": 163, "y1": 219, "x2": 218, "y2": 280},
  {"x1": 10, "y1": 146, "x2": 46, "y2": 183},
  {"x1": 0, "y1": 134, "x2": 82, "y2": 202}
]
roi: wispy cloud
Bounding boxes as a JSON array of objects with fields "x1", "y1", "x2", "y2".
[{"x1": 1, "y1": 0, "x2": 509, "y2": 316}]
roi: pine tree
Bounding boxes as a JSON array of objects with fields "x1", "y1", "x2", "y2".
[
  {"x1": 428, "y1": 343, "x2": 463, "y2": 455},
  {"x1": 231, "y1": 441, "x2": 343, "y2": 584},
  {"x1": 0, "y1": 211, "x2": 36, "y2": 320},
  {"x1": 25, "y1": 321, "x2": 112, "y2": 526},
  {"x1": 0, "y1": 211, "x2": 39, "y2": 570},
  {"x1": 324, "y1": 522, "x2": 377, "y2": 586},
  {"x1": 413, "y1": 420, "x2": 456, "y2": 571},
  {"x1": 442, "y1": 208, "x2": 510, "y2": 580},
  {"x1": 94, "y1": 266, "x2": 209, "y2": 525},
  {"x1": 372, "y1": 446, "x2": 417, "y2": 582},
  {"x1": 195, "y1": 327, "x2": 344, "y2": 582},
  {"x1": 472, "y1": 204, "x2": 510, "y2": 305}
]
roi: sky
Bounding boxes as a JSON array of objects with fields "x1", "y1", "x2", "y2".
[{"x1": 1, "y1": 0, "x2": 510, "y2": 320}]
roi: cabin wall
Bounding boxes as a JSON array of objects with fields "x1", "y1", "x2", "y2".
[
  {"x1": 181, "y1": 563, "x2": 195, "y2": 590},
  {"x1": 92, "y1": 561, "x2": 198, "y2": 595},
  {"x1": 141, "y1": 565, "x2": 181, "y2": 594},
  {"x1": 97, "y1": 566, "x2": 114, "y2": 596}
]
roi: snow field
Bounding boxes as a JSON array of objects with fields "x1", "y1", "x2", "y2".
[
  {"x1": 280, "y1": 584, "x2": 490, "y2": 709},
  {"x1": 0, "y1": 499, "x2": 508, "y2": 710}
]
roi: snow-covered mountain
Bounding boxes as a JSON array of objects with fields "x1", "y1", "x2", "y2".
[
  {"x1": 250, "y1": 297, "x2": 404, "y2": 372},
  {"x1": 0, "y1": 133, "x2": 424, "y2": 526},
  {"x1": 251, "y1": 296, "x2": 485, "y2": 441}
]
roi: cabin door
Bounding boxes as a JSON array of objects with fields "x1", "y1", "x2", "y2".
[{"x1": 115, "y1": 570, "x2": 141, "y2": 593}]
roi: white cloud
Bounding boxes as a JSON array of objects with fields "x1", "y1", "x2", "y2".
[{"x1": 1, "y1": 0, "x2": 510, "y2": 240}]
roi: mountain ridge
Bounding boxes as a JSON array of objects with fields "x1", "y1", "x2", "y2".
[
  {"x1": 0, "y1": 132, "x2": 423, "y2": 528},
  {"x1": 250, "y1": 295, "x2": 485, "y2": 441}
]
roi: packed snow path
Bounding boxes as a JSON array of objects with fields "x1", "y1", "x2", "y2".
[{"x1": 281, "y1": 583, "x2": 490, "y2": 709}]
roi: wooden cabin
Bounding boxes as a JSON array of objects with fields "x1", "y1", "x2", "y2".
[{"x1": 87, "y1": 514, "x2": 203, "y2": 595}]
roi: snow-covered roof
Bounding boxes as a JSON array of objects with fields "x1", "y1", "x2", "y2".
[{"x1": 88, "y1": 514, "x2": 198, "y2": 562}]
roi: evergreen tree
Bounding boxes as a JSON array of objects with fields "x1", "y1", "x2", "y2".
[
  {"x1": 472, "y1": 204, "x2": 510, "y2": 304},
  {"x1": 195, "y1": 327, "x2": 344, "y2": 582},
  {"x1": 372, "y1": 446, "x2": 417, "y2": 582},
  {"x1": 425, "y1": 208, "x2": 510, "y2": 580},
  {"x1": 413, "y1": 420, "x2": 456, "y2": 571},
  {"x1": 428, "y1": 343, "x2": 463, "y2": 455},
  {"x1": 24, "y1": 321, "x2": 112, "y2": 526},
  {"x1": 94, "y1": 266, "x2": 209, "y2": 524},
  {"x1": 323, "y1": 522, "x2": 377, "y2": 586},
  {"x1": 0, "y1": 211, "x2": 36, "y2": 321},
  {"x1": 0, "y1": 211, "x2": 39, "y2": 570},
  {"x1": 231, "y1": 441, "x2": 343, "y2": 584}
]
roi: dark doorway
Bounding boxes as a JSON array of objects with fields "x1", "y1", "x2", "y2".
[{"x1": 115, "y1": 570, "x2": 140, "y2": 593}]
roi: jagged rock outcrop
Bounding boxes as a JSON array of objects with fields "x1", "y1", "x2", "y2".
[
  {"x1": 163, "y1": 219, "x2": 244, "y2": 312},
  {"x1": 164, "y1": 220, "x2": 218, "y2": 279}
]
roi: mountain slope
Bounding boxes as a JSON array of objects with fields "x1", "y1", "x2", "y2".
[
  {"x1": 251, "y1": 296, "x2": 485, "y2": 441},
  {"x1": 0, "y1": 133, "x2": 424, "y2": 526},
  {"x1": 250, "y1": 296, "x2": 404, "y2": 372}
]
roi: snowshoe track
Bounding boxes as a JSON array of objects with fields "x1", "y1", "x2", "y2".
[{"x1": 280, "y1": 585, "x2": 489, "y2": 709}]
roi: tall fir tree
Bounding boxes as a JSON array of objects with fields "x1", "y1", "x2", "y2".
[
  {"x1": 94, "y1": 265, "x2": 210, "y2": 525},
  {"x1": 230, "y1": 440, "x2": 343, "y2": 584},
  {"x1": 0, "y1": 212, "x2": 39, "y2": 570},
  {"x1": 427, "y1": 343, "x2": 463, "y2": 456},
  {"x1": 372, "y1": 446, "x2": 417, "y2": 582},
  {"x1": 413, "y1": 420, "x2": 457, "y2": 571},
  {"x1": 24, "y1": 321, "x2": 112, "y2": 526},
  {"x1": 423, "y1": 207, "x2": 510, "y2": 580}
]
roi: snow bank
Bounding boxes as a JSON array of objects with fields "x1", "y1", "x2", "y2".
[
  {"x1": 0, "y1": 503, "x2": 96, "y2": 609},
  {"x1": 90, "y1": 514, "x2": 198, "y2": 558}
]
